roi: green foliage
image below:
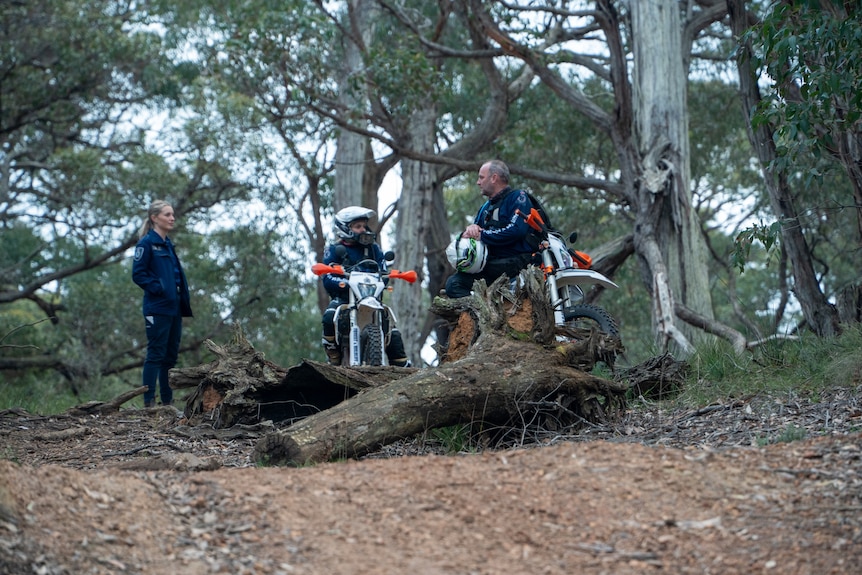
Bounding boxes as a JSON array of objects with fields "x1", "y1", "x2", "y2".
[
  {"x1": 1, "y1": 0, "x2": 268, "y2": 401},
  {"x1": 728, "y1": 1, "x2": 860, "y2": 325},
  {"x1": 498, "y1": 78, "x2": 616, "y2": 181},
  {"x1": 731, "y1": 220, "x2": 784, "y2": 273},
  {"x1": 748, "y1": 2, "x2": 862, "y2": 175},
  {"x1": 676, "y1": 325, "x2": 862, "y2": 408},
  {"x1": 0, "y1": 371, "x2": 128, "y2": 415},
  {"x1": 0, "y1": 225, "x2": 49, "y2": 290},
  {"x1": 0, "y1": 446, "x2": 19, "y2": 464},
  {"x1": 188, "y1": 225, "x2": 322, "y2": 366},
  {"x1": 688, "y1": 80, "x2": 767, "y2": 219},
  {"x1": 757, "y1": 425, "x2": 807, "y2": 446},
  {"x1": 443, "y1": 175, "x2": 481, "y2": 234}
]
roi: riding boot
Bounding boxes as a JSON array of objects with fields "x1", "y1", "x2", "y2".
[
  {"x1": 386, "y1": 329, "x2": 411, "y2": 367},
  {"x1": 434, "y1": 318, "x2": 450, "y2": 361},
  {"x1": 322, "y1": 336, "x2": 342, "y2": 365}
]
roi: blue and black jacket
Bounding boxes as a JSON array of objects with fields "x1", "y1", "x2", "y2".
[
  {"x1": 476, "y1": 187, "x2": 535, "y2": 259},
  {"x1": 321, "y1": 241, "x2": 387, "y2": 300},
  {"x1": 132, "y1": 230, "x2": 193, "y2": 317}
]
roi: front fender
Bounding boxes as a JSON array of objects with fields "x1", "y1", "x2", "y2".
[
  {"x1": 357, "y1": 297, "x2": 385, "y2": 311},
  {"x1": 552, "y1": 268, "x2": 619, "y2": 290}
]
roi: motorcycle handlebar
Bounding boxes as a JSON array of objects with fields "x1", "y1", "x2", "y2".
[{"x1": 311, "y1": 262, "x2": 417, "y2": 283}]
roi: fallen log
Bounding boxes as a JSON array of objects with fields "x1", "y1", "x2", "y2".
[
  {"x1": 172, "y1": 269, "x2": 627, "y2": 465},
  {"x1": 253, "y1": 333, "x2": 627, "y2": 466},
  {"x1": 252, "y1": 271, "x2": 628, "y2": 466}
]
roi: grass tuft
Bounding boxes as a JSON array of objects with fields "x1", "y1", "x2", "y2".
[
  {"x1": 670, "y1": 325, "x2": 862, "y2": 408},
  {"x1": 430, "y1": 424, "x2": 479, "y2": 454}
]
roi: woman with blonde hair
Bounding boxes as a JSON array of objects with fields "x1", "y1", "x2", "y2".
[{"x1": 132, "y1": 200, "x2": 193, "y2": 407}]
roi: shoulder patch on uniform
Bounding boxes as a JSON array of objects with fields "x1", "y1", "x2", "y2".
[{"x1": 134, "y1": 246, "x2": 144, "y2": 261}]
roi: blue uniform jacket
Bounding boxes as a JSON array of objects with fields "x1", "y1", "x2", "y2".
[
  {"x1": 476, "y1": 188, "x2": 535, "y2": 259},
  {"x1": 132, "y1": 230, "x2": 193, "y2": 317},
  {"x1": 322, "y1": 241, "x2": 388, "y2": 300}
]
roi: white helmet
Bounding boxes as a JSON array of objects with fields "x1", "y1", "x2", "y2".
[
  {"x1": 446, "y1": 236, "x2": 488, "y2": 273},
  {"x1": 334, "y1": 206, "x2": 376, "y2": 243}
]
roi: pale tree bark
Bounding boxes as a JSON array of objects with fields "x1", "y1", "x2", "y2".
[
  {"x1": 727, "y1": 0, "x2": 839, "y2": 337},
  {"x1": 334, "y1": 0, "x2": 377, "y2": 209},
  {"x1": 631, "y1": 0, "x2": 713, "y2": 350},
  {"x1": 393, "y1": 108, "x2": 437, "y2": 364}
]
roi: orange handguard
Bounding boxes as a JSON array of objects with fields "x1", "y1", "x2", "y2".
[
  {"x1": 389, "y1": 269, "x2": 418, "y2": 283},
  {"x1": 572, "y1": 251, "x2": 592, "y2": 269},
  {"x1": 515, "y1": 208, "x2": 546, "y2": 233},
  {"x1": 311, "y1": 263, "x2": 345, "y2": 276}
]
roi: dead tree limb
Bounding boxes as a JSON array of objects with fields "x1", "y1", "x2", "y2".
[{"x1": 64, "y1": 386, "x2": 146, "y2": 416}]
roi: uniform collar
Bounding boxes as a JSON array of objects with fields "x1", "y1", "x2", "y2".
[
  {"x1": 488, "y1": 186, "x2": 512, "y2": 204},
  {"x1": 148, "y1": 229, "x2": 171, "y2": 244}
]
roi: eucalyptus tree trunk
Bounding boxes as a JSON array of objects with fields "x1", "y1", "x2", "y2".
[
  {"x1": 392, "y1": 107, "x2": 437, "y2": 364},
  {"x1": 727, "y1": 0, "x2": 839, "y2": 337},
  {"x1": 334, "y1": 0, "x2": 377, "y2": 208},
  {"x1": 630, "y1": 0, "x2": 713, "y2": 351}
]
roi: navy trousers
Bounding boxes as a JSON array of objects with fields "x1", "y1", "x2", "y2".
[{"x1": 142, "y1": 314, "x2": 182, "y2": 405}]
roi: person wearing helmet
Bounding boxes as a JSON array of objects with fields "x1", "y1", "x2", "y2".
[
  {"x1": 320, "y1": 206, "x2": 410, "y2": 367},
  {"x1": 444, "y1": 160, "x2": 536, "y2": 298}
]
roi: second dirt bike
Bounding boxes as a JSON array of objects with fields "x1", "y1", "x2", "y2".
[
  {"x1": 312, "y1": 252, "x2": 417, "y2": 367},
  {"x1": 517, "y1": 206, "x2": 621, "y2": 339},
  {"x1": 538, "y1": 231, "x2": 620, "y2": 337}
]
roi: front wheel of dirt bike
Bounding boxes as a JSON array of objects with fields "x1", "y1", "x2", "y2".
[
  {"x1": 360, "y1": 324, "x2": 385, "y2": 366},
  {"x1": 562, "y1": 304, "x2": 620, "y2": 338},
  {"x1": 561, "y1": 304, "x2": 623, "y2": 370}
]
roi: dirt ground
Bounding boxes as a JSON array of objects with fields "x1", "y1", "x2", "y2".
[{"x1": 1, "y1": 386, "x2": 861, "y2": 575}]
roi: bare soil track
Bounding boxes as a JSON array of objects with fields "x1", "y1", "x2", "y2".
[{"x1": 1, "y1": 386, "x2": 861, "y2": 575}]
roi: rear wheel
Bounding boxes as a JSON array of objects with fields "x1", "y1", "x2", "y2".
[{"x1": 360, "y1": 325, "x2": 385, "y2": 366}]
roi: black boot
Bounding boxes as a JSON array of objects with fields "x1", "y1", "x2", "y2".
[{"x1": 386, "y1": 329, "x2": 411, "y2": 367}]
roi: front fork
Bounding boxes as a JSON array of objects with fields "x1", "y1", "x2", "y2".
[
  {"x1": 349, "y1": 306, "x2": 362, "y2": 366},
  {"x1": 349, "y1": 308, "x2": 362, "y2": 365},
  {"x1": 542, "y1": 249, "x2": 586, "y2": 326},
  {"x1": 542, "y1": 250, "x2": 566, "y2": 325}
]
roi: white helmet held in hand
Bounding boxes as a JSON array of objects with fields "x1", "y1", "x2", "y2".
[{"x1": 446, "y1": 236, "x2": 488, "y2": 273}]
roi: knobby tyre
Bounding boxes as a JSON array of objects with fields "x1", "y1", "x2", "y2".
[
  {"x1": 360, "y1": 324, "x2": 385, "y2": 366},
  {"x1": 562, "y1": 304, "x2": 620, "y2": 338}
]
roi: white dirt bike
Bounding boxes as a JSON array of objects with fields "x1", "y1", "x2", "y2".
[
  {"x1": 312, "y1": 253, "x2": 417, "y2": 367},
  {"x1": 517, "y1": 207, "x2": 621, "y2": 339},
  {"x1": 538, "y1": 231, "x2": 620, "y2": 337}
]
